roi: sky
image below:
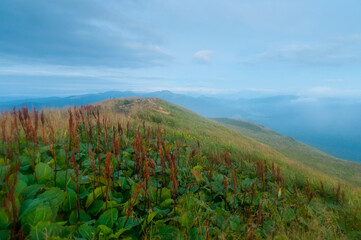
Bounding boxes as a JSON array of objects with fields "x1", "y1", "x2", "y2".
[{"x1": 1, "y1": 0, "x2": 361, "y2": 99}]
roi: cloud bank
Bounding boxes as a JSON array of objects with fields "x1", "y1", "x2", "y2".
[{"x1": 193, "y1": 50, "x2": 213, "y2": 64}]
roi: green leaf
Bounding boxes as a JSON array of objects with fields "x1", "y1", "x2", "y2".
[
  {"x1": 38, "y1": 187, "x2": 64, "y2": 217},
  {"x1": 79, "y1": 223, "x2": 96, "y2": 240},
  {"x1": 159, "y1": 199, "x2": 173, "y2": 209},
  {"x1": 86, "y1": 186, "x2": 106, "y2": 208},
  {"x1": 30, "y1": 221, "x2": 67, "y2": 240},
  {"x1": 69, "y1": 210, "x2": 78, "y2": 225},
  {"x1": 160, "y1": 188, "x2": 171, "y2": 201},
  {"x1": 56, "y1": 170, "x2": 76, "y2": 190},
  {"x1": 100, "y1": 201, "x2": 122, "y2": 211},
  {"x1": 97, "y1": 224, "x2": 113, "y2": 236},
  {"x1": 97, "y1": 208, "x2": 118, "y2": 228},
  {"x1": 69, "y1": 210, "x2": 91, "y2": 225},
  {"x1": 189, "y1": 227, "x2": 206, "y2": 240},
  {"x1": 17, "y1": 172, "x2": 29, "y2": 184},
  {"x1": 118, "y1": 216, "x2": 140, "y2": 230},
  {"x1": 14, "y1": 180, "x2": 27, "y2": 196},
  {"x1": 62, "y1": 188, "x2": 77, "y2": 212},
  {"x1": 0, "y1": 230, "x2": 10, "y2": 240},
  {"x1": 150, "y1": 225, "x2": 179, "y2": 239},
  {"x1": 20, "y1": 202, "x2": 54, "y2": 233},
  {"x1": 0, "y1": 166, "x2": 8, "y2": 183},
  {"x1": 110, "y1": 228, "x2": 127, "y2": 238},
  {"x1": 0, "y1": 209, "x2": 9, "y2": 229},
  {"x1": 38, "y1": 188, "x2": 64, "y2": 208},
  {"x1": 20, "y1": 198, "x2": 43, "y2": 217},
  {"x1": 21, "y1": 184, "x2": 43, "y2": 200},
  {"x1": 141, "y1": 211, "x2": 159, "y2": 232},
  {"x1": 35, "y1": 162, "x2": 54, "y2": 185},
  {"x1": 229, "y1": 215, "x2": 241, "y2": 232},
  {"x1": 118, "y1": 176, "x2": 128, "y2": 188},
  {"x1": 179, "y1": 212, "x2": 192, "y2": 228},
  {"x1": 88, "y1": 200, "x2": 104, "y2": 216}
]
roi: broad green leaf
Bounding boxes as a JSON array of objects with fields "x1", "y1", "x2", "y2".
[
  {"x1": 88, "y1": 200, "x2": 104, "y2": 216},
  {"x1": 189, "y1": 227, "x2": 206, "y2": 240},
  {"x1": 21, "y1": 184, "x2": 43, "y2": 200},
  {"x1": 19, "y1": 155, "x2": 32, "y2": 166},
  {"x1": 118, "y1": 176, "x2": 128, "y2": 188},
  {"x1": 118, "y1": 216, "x2": 140, "y2": 230},
  {"x1": 100, "y1": 201, "x2": 121, "y2": 211},
  {"x1": 141, "y1": 211, "x2": 159, "y2": 232},
  {"x1": 159, "y1": 199, "x2": 173, "y2": 209},
  {"x1": 30, "y1": 221, "x2": 67, "y2": 240},
  {"x1": 97, "y1": 224, "x2": 113, "y2": 236},
  {"x1": 97, "y1": 208, "x2": 118, "y2": 228},
  {"x1": 79, "y1": 223, "x2": 96, "y2": 240},
  {"x1": 38, "y1": 188, "x2": 64, "y2": 208},
  {"x1": 150, "y1": 225, "x2": 179, "y2": 240},
  {"x1": 0, "y1": 166, "x2": 8, "y2": 183},
  {"x1": 15, "y1": 180, "x2": 27, "y2": 196},
  {"x1": 229, "y1": 215, "x2": 241, "y2": 232},
  {"x1": 0, "y1": 230, "x2": 9, "y2": 240},
  {"x1": 69, "y1": 210, "x2": 91, "y2": 225},
  {"x1": 35, "y1": 162, "x2": 54, "y2": 185},
  {"x1": 62, "y1": 188, "x2": 77, "y2": 212},
  {"x1": 160, "y1": 188, "x2": 171, "y2": 201},
  {"x1": 86, "y1": 186, "x2": 106, "y2": 208},
  {"x1": 56, "y1": 170, "x2": 76, "y2": 190},
  {"x1": 38, "y1": 187, "x2": 64, "y2": 217},
  {"x1": 110, "y1": 228, "x2": 127, "y2": 238},
  {"x1": 69, "y1": 210, "x2": 78, "y2": 225},
  {"x1": 20, "y1": 199, "x2": 43, "y2": 217},
  {"x1": 0, "y1": 209, "x2": 9, "y2": 229},
  {"x1": 20, "y1": 202, "x2": 54, "y2": 233},
  {"x1": 17, "y1": 172, "x2": 28, "y2": 184}
]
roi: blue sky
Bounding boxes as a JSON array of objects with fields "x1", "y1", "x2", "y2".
[{"x1": 1, "y1": 0, "x2": 361, "y2": 99}]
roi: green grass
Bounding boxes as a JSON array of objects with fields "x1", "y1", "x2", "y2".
[
  {"x1": 213, "y1": 118, "x2": 361, "y2": 188},
  {"x1": 0, "y1": 97, "x2": 360, "y2": 239}
]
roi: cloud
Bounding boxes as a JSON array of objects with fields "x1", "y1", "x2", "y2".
[
  {"x1": 148, "y1": 86, "x2": 235, "y2": 95},
  {"x1": 241, "y1": 35, "x2": 361, "y2": 65},
  {"x1": 0, "y1": 62, "x2": 167, "y2": 81},
  {"x1": 246, "y1": 88, "x2": 278, "y2": 93},
  {"x1": 193, "y1": 50, "x2": 213, "y2": 64},
  {"x1": 300, "y1": 86, "x2": 361, "y2": 98},
  {"x1": 0, "y1": 0, "x2": 174, "y2": 68}
]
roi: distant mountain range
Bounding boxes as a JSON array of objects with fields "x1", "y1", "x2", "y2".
[{"x1": 1, "y1": 90, "x2": 361, "y2": 163}]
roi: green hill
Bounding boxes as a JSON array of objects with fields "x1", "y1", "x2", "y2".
[
  {"x1": 212, "y1": 118, "x2": 361, "y2": 188},
  {"x1": 0, "y1": 97, "x2": 360, "y2": 239}
]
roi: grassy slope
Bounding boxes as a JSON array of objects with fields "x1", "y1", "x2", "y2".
[
  {"x1": 102, "y1": 98, "x2": 360, "y2": 198},
  {"x1": 1, "y1": 97, "x2": 360, "y2": 239},
  {"x1": 212, "y1": 118, "x2": 361, "y2": 188}
]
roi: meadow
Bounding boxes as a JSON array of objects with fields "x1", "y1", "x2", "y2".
[{"x1": 0, "y1": 97, "x2": 360, "y2": 239}]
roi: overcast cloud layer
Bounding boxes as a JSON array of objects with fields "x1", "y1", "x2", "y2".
[{"x1": 1, "y1": 0, "x2": 361, "y2": 98}]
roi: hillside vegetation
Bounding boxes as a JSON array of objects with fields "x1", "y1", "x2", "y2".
[
  {"x1": 0, "y1": 97, "x2": 360, "y2": 239},
  {"x1": 213, "y1": 118, "x2": 361, "y2": 188}
]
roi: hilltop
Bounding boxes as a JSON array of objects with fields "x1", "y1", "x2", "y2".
[{"x1": 0, "y1": 97, "x2": 360, "y2": 239}]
